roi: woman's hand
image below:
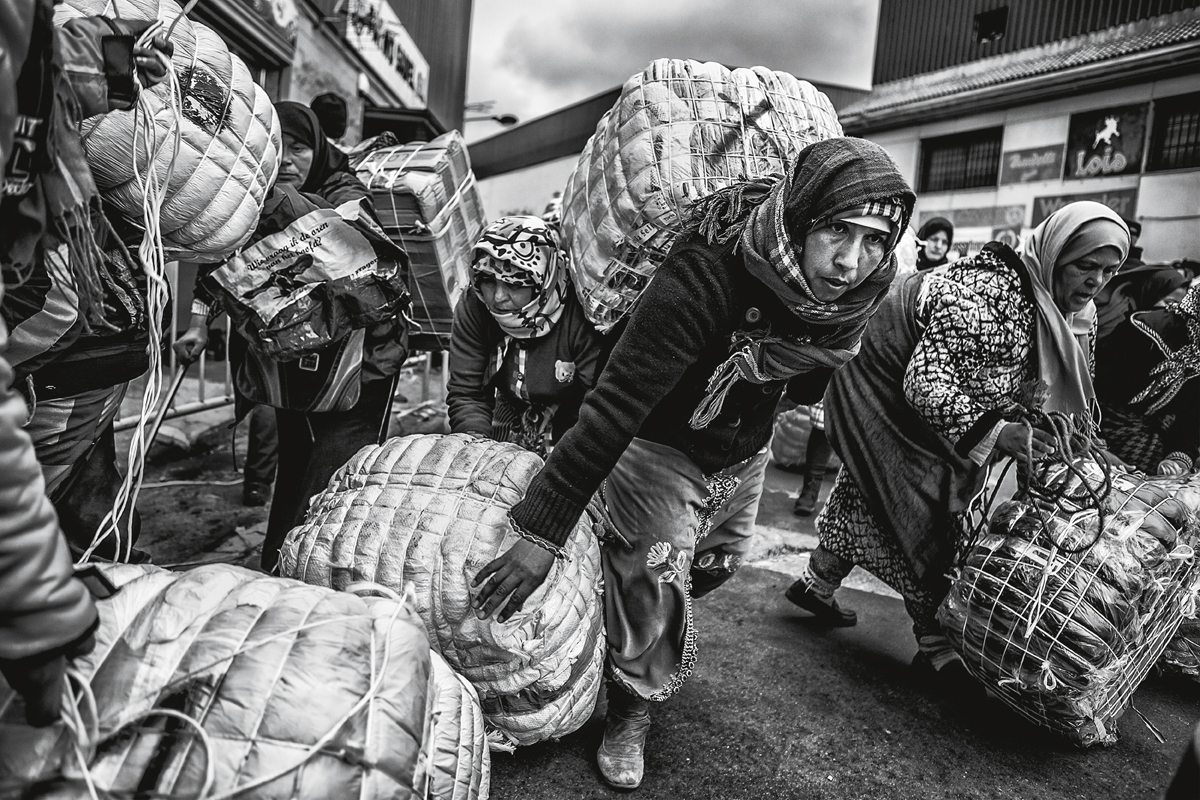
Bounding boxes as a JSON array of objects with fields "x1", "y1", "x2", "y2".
[
  {"x1": 995, "y1": 422, "x2": 1056, "y2": 461},
  {"x1": 133, "y1": 32, "x2": 173, "y2": 88},
  {"x1": 1096, "y1": 448, "x2": 1131, "y2": 472},
  {"x1": 172, "y1": 317, "x2": 209, "y2": 366},
  {"x1": 471, "y1": 539, "x2": 555, "y2": 623},
  {"x1": 1158, "y1": 456, "x2": 1189, "y2": 477}
]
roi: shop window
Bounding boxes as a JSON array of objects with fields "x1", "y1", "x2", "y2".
[
  {"x1": 974, "y1": 6, "x2": 1008, "y2": 44},
  {"x1": 919, "y1": 127, "x2": 1003, "y2": 193},
  {"x1": 1148, "y1": 92, "x2": 1200, "y2": 172}
]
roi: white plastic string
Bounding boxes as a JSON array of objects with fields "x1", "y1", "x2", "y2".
[{"x1": 79, "y1": 31, "x2": 183, "y2": 564}]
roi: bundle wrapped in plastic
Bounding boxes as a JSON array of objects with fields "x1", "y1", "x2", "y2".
[
  {"x1": 55, "y1": 0, "x2": 280, "y2": 262},
  {"x1": 1160, "y1": 618, "x2": 1200, "y2": 678},
  {"x1": 357, "y1": 132, "x2": 486, "y2": 350},
  {"x1": 561, "y1": 58, "x2": 843, "y2": 331},
  {"x1": 0, "y1": 564, "x2": 490, "y2": 800},
  {"x1": 770, "y1": 406, "x2": 811, "y2": 469},
  {"x1": 280, "y1": 434, "x2": 606, "y2": 747},
  {"x1": 940, "y1": 460, "x2": 1200, "y2": 746}
]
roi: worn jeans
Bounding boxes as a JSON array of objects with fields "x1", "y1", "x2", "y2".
[{"x1": 603, "y1": 438, "x2": 768, "y2": 701}]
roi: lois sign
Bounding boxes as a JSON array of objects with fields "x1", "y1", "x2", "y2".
[{"x1": 1066, "y1": 104, "x2": 1148, "y2": 179}]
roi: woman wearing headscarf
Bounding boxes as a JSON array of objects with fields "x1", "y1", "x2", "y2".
[
  {"x1": 1095, "y1": 280, "x2": 1199, "y2": 475},
  {"x1": 469, "y1": 138, "x2": 915, "y2": 790},
  {"x1": 175, "y1": 101, "x2": 402, "y2": 571},
  {"x1": 784, "y1": 201, "x2": 1129, "y2": 681},
  {"x1": 447, "y1": 216, "x2": 603, "y2": 456},
  {"x1": 1094, "y1": 264, "x2": 1189, "y2": 340},
  {"x1": 916, "y1": 216, "x2": 954, "y2": 271}
]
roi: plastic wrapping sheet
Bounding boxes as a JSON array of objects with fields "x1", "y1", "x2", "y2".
[
  {"x1": 279, "y1": 434, "x2": 606, "y2": 747},
  {"x1": 940, "y1": 464, "x2": 1200, "y2": 746},
  {"x1": 561, "y1": 58, "x2": 843, "y2": 331},
  {"x1": 56, "y1": 0, "x2": 280, "y2": 262}
]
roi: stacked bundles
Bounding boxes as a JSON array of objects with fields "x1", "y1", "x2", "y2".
[
  {"x1": 940, "y1": 462, "x2": 1200, "y2": 746},
  {"x1": 0, "y1": 564, "x2": 490, "y2": 800},
  {"x1": 280, "y1": 434, "x2": 607, "y2": 747},
  {"x1": 357, "y1": 133, "x2": 487, "y2": 350},
  {"x1": 56, "y1": 0, "x2": 280, "y2": 262},
  {"x1": 561, "y1": 58, "x2": 842, "y2": 331}
]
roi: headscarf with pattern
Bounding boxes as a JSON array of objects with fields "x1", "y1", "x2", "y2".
[
  {"x1": 1130, "y1": 280, "x2": 1200, "y2": 414},
  {"x1": 1019, "y1": 200, "x2": 1130, "y2": 415},
  {"x1": 471, "y1": 215, "x2": 567, "y2": 339},
  {"x1": 685, "y1": 137, "x2": 916, "y2": 429}
]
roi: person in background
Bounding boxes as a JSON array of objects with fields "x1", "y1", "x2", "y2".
[
  {"x1": 469, "y1": 138, "x2": 915, "y2": 791},
  {"x1": 311, "y1": 91, "x2": 348, "y2": 145},
  {"x1": 0, "y1": 0, "x2": 169, "y2": 726},
  {"x1": 1095, "y1": 280, "x2": 1199, "y2": 475},
  {"x1": 916, "y1": 216, "x2": 954, "y2": 271},
  {"x1": 1122, "y1": 218, "x2": 1144, "y2": 268},
  {"x1": 1095, "y1": 264, "x2": 1189, "y2": 341},
  {"x1": 447, "y1": 216, "x2": 603, "y2": 457},
  {"x1": 175, "y1": 102, "x2": 399, "y2": 572},
  {"x1": 786, "y1": 201, "x2": 1128, "y2": 685},
  {"x1": 790, "y1": 402, "x2": 833, "y2": 516}
]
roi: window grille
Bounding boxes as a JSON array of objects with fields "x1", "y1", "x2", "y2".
[
  {"x1": 919, "y1": 128, "x2": 1003, "y2": 193},
  {"x1": 1149, "y1": 93, "x2": 1200, "y2": 172}
]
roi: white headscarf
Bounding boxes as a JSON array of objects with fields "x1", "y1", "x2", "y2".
[{"x1": 1019, "y1": 201, "x2": 1130, "y2": 414}]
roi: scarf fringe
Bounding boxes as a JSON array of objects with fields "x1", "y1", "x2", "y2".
[{"x1": 689, "y1": 174, "x2": 782, "y2": 248}]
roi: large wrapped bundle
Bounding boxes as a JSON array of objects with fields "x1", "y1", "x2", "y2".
[
  {"x1": 55, "y1": 0, "x2": 280, "y2": 262},
  {"x1": 940, "y1": 462, "x2": 1200, "y2": 746},
  {"x1": 562, "y1": 58, "x2": 843, "y2": 331},
  {"x1": 1160, "y1": 618, "x2": 1200, "y2": 678},
  {"x1": 357, "y1": 133, "x2": 486, "y2": 350},
  {"x1": 280, "y1": 434, "x2": 606, "y2": 747},
  {"x1": 0, "y1": 564, "x2": 490, "y2": 800},
  {"x1": 770, "y1": 406, "x2": 811, "y2": 469}
]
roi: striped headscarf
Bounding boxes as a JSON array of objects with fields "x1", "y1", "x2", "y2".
[
  {"x1": 686, "y1": 137, "x2": 916, "y2": 429},
  {"x1": 471, "y1": 215, "x2": 567, "y2": 339}
]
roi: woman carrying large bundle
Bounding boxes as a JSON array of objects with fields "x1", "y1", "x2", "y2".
[
  {"x1": 470, "y1": 138, "x2": 915, "y2": 790},
  {"x1": 447, "y1": 215, "x2": 604, "y2": 456},
  {"x1": 784, "y1": 201, "x2": 1130, "y2": 679}
]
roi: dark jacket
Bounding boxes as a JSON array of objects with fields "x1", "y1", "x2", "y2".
[
  {"x1": 447, "y1": 287, "x2": 603, "y2": 447},
  {"x1": 510, "y1": 236, "x2": 835, "y2": 547}
]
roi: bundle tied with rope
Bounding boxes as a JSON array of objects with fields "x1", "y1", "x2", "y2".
[
  {"x1": 940, "y1": 405, "x2": 1200, "y2": 747},
  {"x1": 0, "y1": 563, "x2": 491, "y2": 800}
]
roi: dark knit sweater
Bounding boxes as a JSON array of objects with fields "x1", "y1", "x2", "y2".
[{"x1": 510, "y1": 236, "x2": 836, "y2": 547}]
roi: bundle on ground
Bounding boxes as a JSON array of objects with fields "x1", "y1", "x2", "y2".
[
  {"x1": 356, "y1": 133, "x2": 486, "y2": 350},
  {"x1": 940, "y1": 460, "x2": 1200, "y2": 746},
  {"x1": 55, "y1": 0, "x2": 280, "y2": 262},
  {"x1": 279, "y1": 434, "x2": 606, "y2": 748},
  {"x1": 0, "y1": 563, "x2": 490, "y2": 800},
  {"x1": 561, "y1": 58, "x2": 843, "y2": 331}
]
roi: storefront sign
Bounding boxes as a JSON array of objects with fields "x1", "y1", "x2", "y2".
[
  {"x1": 918, "y1": 205, "x2": 1026, "y2": 230},
  {"x1": 1031, "y1": 188, "x2": 1139, "y2": 227},
  {"x1": 343, "y1": 0, "x2": 429, "y2": 108},
  {"x1": 245, "y1": 0, "x2": 297, "y2": 42},
  {"x1": 999, "y1": 145, "x2": 1064, "y2": 184},
  {"x1": 1066, "y1": 104, "x2": 1148, "y2": 179}
]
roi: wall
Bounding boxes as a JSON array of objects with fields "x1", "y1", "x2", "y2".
[
  {"x1": 865, "y1": 73, "x2": 1200, "y2": 263},
  {"x1": 287, "y1": 11, "x2": 369, "y2": 145}
]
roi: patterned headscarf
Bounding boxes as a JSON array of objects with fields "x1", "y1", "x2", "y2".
[
  {"x1": 1019, "y1": 200, "x2": 1129, "y2": 415},
  {"x1": 471, "y1": 215, "x2": 567, "y2": 339},
  {"x1": 686, "y1": 137, "x2": 916, "y2": 429},
  {"x1": 1130, "y1": 280, "x2": 1200, "y2": 414}
]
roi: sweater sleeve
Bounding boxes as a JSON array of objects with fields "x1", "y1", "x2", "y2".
[
  {"x1": 446, "y1": 291, "x2": 498, "y2": 437},
  {"x1": 510, "y1": 247, "x2": 734, "y2": 547}
]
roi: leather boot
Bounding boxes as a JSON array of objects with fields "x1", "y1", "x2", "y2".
[{"x1": 597, "y1": 693, "x2": 651, "y2": 790}]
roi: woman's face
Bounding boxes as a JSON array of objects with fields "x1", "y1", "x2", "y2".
[
  {"x1": 923, "y1": 230, "x2": 950, "y2": 261},
  {"x1": 278, "y1": 132, "x2": 314, "y2": 188},
  {"x1": 1053, "y1": 246, "x2": 1123, "y2": 314},
  {"x1": 801, "y1": 221, "x2": 890, "y2": 302},
  {"x1": 477, "y1": 273, "x2": 534, "y2": 313}
]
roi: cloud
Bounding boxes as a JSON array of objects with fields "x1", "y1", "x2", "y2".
[{"x1": 466, "y1": 0, "x2": 878, "y2": 135}]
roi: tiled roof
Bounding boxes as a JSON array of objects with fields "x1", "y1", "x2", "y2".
[{"x1": 840, "y1": 8, "x2": 1200, "y2": 123}]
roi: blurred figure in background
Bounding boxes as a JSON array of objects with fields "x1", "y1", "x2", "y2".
[
  {"x1": 311, "y1": 91, "x2": 348, "y2": 145},
  {"x1": 916, "y1": 216, "x2": 954, "y2": 271}
]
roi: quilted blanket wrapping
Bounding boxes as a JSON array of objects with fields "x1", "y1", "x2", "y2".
[
  {"x1": 279, "y1": 434, "x2": 606, "y2": 747},
  {"x1": 561, "y1": 58, "x2": 843, "y2": 331},
  {"x1": 0, "y1": 564, "x2": 490, "y2": 800},
  {"x1": 357, "y1": 132, "x2": 486, "y2": 350},
  {"x1": 56, "y1": 0, "x2": 280, "y2": 262}
]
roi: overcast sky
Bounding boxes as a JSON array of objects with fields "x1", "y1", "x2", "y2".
[{"x1": 464, "y1": 0, "x2": 880, "y2": 139}]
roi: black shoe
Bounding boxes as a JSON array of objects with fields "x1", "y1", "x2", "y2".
[
  {"x1": 785, "y1": 577, "x2": 857, "y2": 626},
  {"x1": 793, "y1": 477, "x2": 823, "y2": 517},
  {"x1": 243, "y1": 485, "x2": 269, "y2": 507}
]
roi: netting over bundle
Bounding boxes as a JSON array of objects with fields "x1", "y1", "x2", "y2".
[
  {"x1": 561, "y1": 58, "x2": 843, "y2": 331},
  {"x1": 0, "y1": 564, "x2": 490, "y2": 800},
  {"x1": 56, "y1": 0, "x2": 280, "y2": 262},
  {"x1": 279, "y1": 434, "x2": 606, "y2": 747},
  {"x1": 357, "y1": 133, "x2": 486, "y2": 350},
  {"x1": 940, "y1": 459, "x2": 1200, "y2": 746}
]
